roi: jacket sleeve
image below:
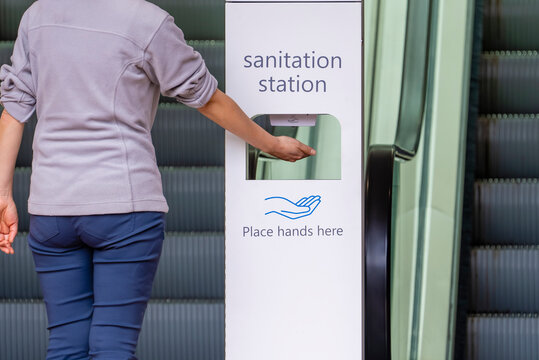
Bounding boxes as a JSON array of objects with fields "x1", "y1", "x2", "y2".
[
  {"x1": 143, "y1": 16, "x2": 218, "y2": 108},
  {"x1": 0, "y1": 11, "x2": 36, "y2": 123}
]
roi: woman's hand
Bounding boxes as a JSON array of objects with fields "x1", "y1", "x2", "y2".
[
  {"x1": 267, "y1": 136, "x2": 316, "y2": 162},
  {"x1": 0, "y1": 196, "x2": 18, "y2": 254}
]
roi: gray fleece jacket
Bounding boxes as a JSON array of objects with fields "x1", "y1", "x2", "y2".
[{"x1": 0, "y1": 0, "x2": 218, "y2": 215}]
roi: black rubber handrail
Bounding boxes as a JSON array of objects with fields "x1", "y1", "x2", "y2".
[{"x1": 364, "y1": 145, "x2": 395, "y2": 360}]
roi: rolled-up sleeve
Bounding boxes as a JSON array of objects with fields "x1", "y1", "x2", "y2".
[
  {"x1": 143, "y1": 16, "x2": 218, "y2": 108},
  {"x1": 0, "y1": 11, "x2": 35, "y2": 123}
]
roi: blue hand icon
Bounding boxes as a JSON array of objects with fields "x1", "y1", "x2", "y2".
[{"x1": 264, "y1": 195, "x2": 321, "y2": 220}]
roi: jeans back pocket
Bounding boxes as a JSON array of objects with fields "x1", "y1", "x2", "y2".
[{"x1": 29, "y1": 216, "x2": 60, "y2": 243}]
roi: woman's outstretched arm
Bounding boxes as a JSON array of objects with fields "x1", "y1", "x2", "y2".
[{"x1": 197, "y1": 89, "x2": 316, "y2": 162}]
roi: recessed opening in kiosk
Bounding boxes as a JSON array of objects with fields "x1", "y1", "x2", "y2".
[{"x1": 247, "y1": 114, "x2": 341, "y2": 180}]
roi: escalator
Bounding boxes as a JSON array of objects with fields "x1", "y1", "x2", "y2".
[
  {"x1": 363, "y1": 0, "x2": 539, "y2": 358},
  {"x1": 459, "y1": 0, "x2": 539, "y2": 359}
]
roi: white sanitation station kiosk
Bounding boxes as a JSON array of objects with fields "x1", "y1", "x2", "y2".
[{"x1": 225, "y1": 1, "x2": 363, "y2": 359}]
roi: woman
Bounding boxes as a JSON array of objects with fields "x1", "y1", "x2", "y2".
[{"x1": 0, "y1": 0, "x2": 314, "y2": 359}]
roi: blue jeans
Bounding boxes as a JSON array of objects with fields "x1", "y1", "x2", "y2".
[{"x1": 27, "y1": 212, "x2": 165, "y2": 360}]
